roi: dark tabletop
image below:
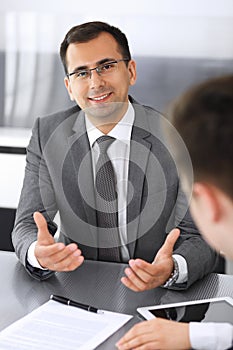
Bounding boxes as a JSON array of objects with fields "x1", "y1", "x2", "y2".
[{"x1": 1, "y1": 251, "x2": 233, "y2": 349}]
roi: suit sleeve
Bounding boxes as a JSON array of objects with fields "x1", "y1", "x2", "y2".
[{"x1": 12, "y1": 118, "x2": 58, "y2": 280}]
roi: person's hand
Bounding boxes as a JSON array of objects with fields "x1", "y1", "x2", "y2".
[
  {"x1": 121, "y1": 229, "x2": 180, "y2": 291},
  {"x1": 34, "y1": 211, "x2": 84, "y2": 271},
  {"x1": 116, "y1": 317, "x2": 191, "y2": 350}
]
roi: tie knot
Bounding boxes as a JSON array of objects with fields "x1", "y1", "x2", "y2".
[{"x1": 96, "y1": 135, "x2": 115, "y2": 154}]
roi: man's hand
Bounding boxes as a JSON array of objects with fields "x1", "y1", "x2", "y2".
[
  {"x1": 116, "y1": 317, "x2": 191, "y2": 350},
  {"x1": 34, "y1": 211, "x2": 84, "y2": 271},
  {"x1": 121, "y1": 229, "x2": 180, "y2": 291}
]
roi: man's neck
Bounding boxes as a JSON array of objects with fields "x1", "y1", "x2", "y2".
[
  {"x1": 97, "y1": 123, "x2": 117, "y2": 135},
  {"x1": 86, "y1": 102, "x2": 129, "y2": 134}
]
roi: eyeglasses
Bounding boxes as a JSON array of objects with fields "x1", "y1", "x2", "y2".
[{"x1": 67, "y1": 58, "x2": 129, "y2": 81}]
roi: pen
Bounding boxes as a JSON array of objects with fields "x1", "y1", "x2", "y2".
[{"x1": 50, "y1": 294, "x2": 101, "y2": 314}]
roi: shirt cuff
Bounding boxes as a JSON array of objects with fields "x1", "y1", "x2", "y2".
[
  {"x1": 27, "y1": 241, "x2": 48, "y2": 270},
  {"x1": 172, "y1": 254, "x2": 188, "y2": 284},
  {"x1": 189, "y1": 322, "x2": 233, "y2": 350}
]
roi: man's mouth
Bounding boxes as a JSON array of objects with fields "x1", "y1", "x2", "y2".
[{"x1": 88, "y1": 93, "x2": 112, "y2": 102}]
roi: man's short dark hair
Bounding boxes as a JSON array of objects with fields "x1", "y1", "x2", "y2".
[
  {"x1": 60, "y1": 21, "x2": 131, "y2": 74},
  {"x1": 168, "y1": 75, "x2": 233, "y2": 200}
]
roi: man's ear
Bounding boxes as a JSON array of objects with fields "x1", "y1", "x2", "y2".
[
  {"x1": 128, "y1": 60, "x2": 137, "y2": 86},
  {"x1": 64, "y1": 76, "x2": 75, "y2": 101},
  {"x1": 192, "y1": 183, "x2": 221, "y2": 222}
]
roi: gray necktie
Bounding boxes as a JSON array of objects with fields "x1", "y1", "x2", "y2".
[{"x1": 95, "y1": 135, "x2": 121, "y2": 262}]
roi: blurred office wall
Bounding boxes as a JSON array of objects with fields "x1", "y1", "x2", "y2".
[{"x1": 0, "y1": 0, "x2": 233, "y2": 127}]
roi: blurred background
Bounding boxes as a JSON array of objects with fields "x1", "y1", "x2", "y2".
[
  {"x1": 1, "y1": 0, "x2": 233, "y2": 128},
  {"x1": 0, "y1": 0, "x2": 232, "y2": 271}
]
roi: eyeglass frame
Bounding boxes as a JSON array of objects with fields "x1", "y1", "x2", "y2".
[{"x1": 66, "y1": 58, "x2": 130, "y2": 80}]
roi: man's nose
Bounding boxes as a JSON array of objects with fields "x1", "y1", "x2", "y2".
[{"x1": 89, "y1": 69, "x2": 105, "y2": 89}]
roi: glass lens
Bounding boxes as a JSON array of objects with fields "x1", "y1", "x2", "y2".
[
  {"x1": 73, "y1": 70, "x2": 90, "y2": 79},
  {"x1": 97, "y1": 62, "x2": 118, "y2": 75}
]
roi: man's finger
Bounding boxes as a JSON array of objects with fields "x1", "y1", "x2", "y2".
[
  {"x1": 121, "y1": 276, "x2": 142, "y2": 292},
  {"x1": 33, "y1": 211, "x2": 49, "y2": 231},
  {"x1": 154, "y1": 228, "x2": 180, "y2": 261},
  {"x1": 33, "y1": 211, "x2": 54, "y2": 245}
]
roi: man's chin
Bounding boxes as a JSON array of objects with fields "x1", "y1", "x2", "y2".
[{"x1": 85, "y1": 102, "x2": 126, "y2": 121}]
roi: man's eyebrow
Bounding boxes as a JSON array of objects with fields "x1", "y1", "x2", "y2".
[
  {"x1": 70, "y1": 58, "x2": 117, "y2": 73},
  {"x1": 97, "y1": 57, "x2": 117, "y2": 65}
]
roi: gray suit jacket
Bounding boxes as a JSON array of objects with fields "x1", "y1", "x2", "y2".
[{"x1": 12, "y1": 98, "x2": 219, "y2": 285}]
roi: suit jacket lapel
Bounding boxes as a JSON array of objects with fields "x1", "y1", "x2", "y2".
[{"x1": 127, "y1": 103, "x2": 152, "y2": 258}]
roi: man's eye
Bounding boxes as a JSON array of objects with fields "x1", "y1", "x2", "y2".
[
  {"x1": 76, "y1": 70, "x2": 89, "y2": 78},
  {"x1": 101, "y1": 63, "x2": 115, "y2": 71}
]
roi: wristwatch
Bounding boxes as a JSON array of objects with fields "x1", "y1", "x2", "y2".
[{"x1": 162, "y1": 257, "x2": 179, "y2": 288}]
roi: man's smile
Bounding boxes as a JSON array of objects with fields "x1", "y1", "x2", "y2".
[{"x1": 88, "y1": 92, "x2": 112, "y2": 103}]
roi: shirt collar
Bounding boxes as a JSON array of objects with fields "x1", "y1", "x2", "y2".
[{"x1": 85, "y1": 102, "x2": 135, "y2": 147}]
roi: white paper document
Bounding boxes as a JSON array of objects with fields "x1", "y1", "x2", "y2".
[{"x1": 0, "y1": 300, "x2": 132, "y2": 350}]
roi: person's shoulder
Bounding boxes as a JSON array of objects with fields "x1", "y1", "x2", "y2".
[
  {"x1": 39, "y1": 104, "x2": 81, "y2": 128},
  {"x1": 32, "y1": 104, "x2": 81, "y2": 145},
  {"x1": 129, "y1": 95, "x2": 163, "y2": 117}
]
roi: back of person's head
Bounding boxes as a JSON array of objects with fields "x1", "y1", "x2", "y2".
[
  {"x1": 60, "y1": 21, "x2": 131, "y2": 74},
  {"x1": 168, "y1": 75, "x2": 233, "y2": 201}
]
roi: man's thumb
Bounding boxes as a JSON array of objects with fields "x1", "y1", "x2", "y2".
[
  {"x1": 157, "y1": 228, "x2": 180, "y2": 258},
  {"x1": 33, "y1": 211, "x2": 54, "y2": 244}
]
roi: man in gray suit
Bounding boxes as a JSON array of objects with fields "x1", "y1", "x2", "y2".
[{"x1": 12, "y1": 21, "x2": 218, "y2": 288}]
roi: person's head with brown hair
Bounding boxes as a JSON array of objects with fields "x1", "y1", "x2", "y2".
[
  {"x1": 169, "y1": 75, "x2": 233, "y2": 259},
  {"x1": 59, "y1": 21, "x2": 136, "y2": 131}
]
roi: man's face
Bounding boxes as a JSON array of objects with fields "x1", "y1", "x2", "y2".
[{"x1": 64, "y1": 32, "x2": 136, "y2": 124}]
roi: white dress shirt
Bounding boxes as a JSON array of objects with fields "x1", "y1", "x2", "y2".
[
  {"x1": 27, "y1": 101, "x2": 188, "y2": 284},
  {"x1": 190, "y1": 322, "x2": 233, "y2": 350}
]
